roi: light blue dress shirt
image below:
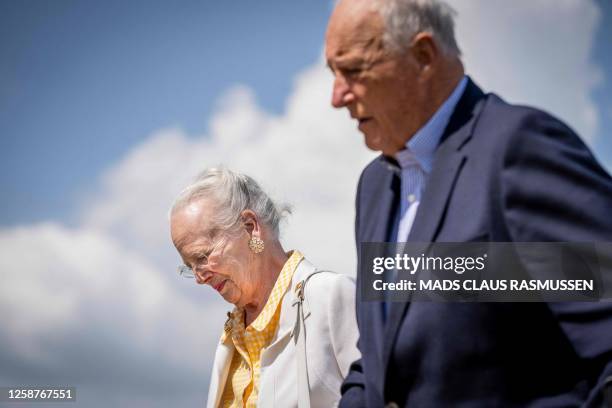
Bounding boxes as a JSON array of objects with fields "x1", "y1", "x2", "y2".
[{"x1": 394, "y1": 76, "x2": 468, "y2": 242}]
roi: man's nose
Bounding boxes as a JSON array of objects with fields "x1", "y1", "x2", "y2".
[{"x1": 331, "y1": 75, "x2": 353, "y2": 108}]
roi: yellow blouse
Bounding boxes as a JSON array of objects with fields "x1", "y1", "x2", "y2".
[{"x1": 220, "y1": 250, "x2": 304, "y2": 408}]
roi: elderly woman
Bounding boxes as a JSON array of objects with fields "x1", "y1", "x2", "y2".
[{"x1": 170, "y1": 167, "x2": 360, "y2": 407}]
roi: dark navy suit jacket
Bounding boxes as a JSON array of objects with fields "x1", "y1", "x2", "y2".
[{"x1": 339, "y1": 78, "x2": 612, "y2": 407}]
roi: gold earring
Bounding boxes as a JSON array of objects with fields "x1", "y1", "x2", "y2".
[{"x1": 248, "y1": 236, "x2": 264, "y2": 254}]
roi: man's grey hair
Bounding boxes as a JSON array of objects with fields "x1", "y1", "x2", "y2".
[
  {"x1": 374, "y1": 0, "x2": 461, "y2": 56},
  {"x1": 170, "y1": 167, "x2": 291, "y2": 238}
]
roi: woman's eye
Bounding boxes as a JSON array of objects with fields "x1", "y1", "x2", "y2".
[{"x1": 194, "y1": 253, "x2": 208, "y2": 263}]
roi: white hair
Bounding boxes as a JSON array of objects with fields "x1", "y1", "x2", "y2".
[
  {"x1": 170, "y1": 167, "x2": 291, "y2": 238},
  {"x1": 374, "y1": 0, "x2": 461, "y2": 56}
]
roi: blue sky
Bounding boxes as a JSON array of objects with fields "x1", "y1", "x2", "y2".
[
  {"x1": 592, "y1": 0, "x2": 612, "y2": 167},
  {"x1": 1, "y1": 1, "x2": 611, "y2": 407},
  {"x1": 0, "y1": 0, "x2": 332, "y2": 225},
  {"x1": 2, "y1": 0, "x2": 610, "y2": 228}
]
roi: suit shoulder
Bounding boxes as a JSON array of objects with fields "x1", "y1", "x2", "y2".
[
  {"x1": 481, "y1": 94, "x2": 580, "y2": 143},
  {"x1": 471, "y1": 93, "x2": 594, "y2": 169}
]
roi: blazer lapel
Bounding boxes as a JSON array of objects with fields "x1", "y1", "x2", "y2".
[
  {"x1": 207, "y1": 339, "x2": 235, "y2": 408},
  {"x1": 408, "y1": 147, "x2": 467, "y2": 243},
  {"x1": 381, "y1": 78, "x2": 487, "y2": 387},
  {"x1": 409, "y1": 77, "x2": 486, "y2": 243},
  {"x1": 362, "y1": 162, "x2": 401, "y2": 244},
  {"x1": 262, "y1": 259, "x2": 314, "y2": 363},
  {"x1": 361, "y1": 164, "x2": 401, "y2": 360}
]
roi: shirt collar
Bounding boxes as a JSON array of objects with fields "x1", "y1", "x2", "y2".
[
  {"x1": 250, "y1": 250, "x2": 303, "y2": 331},
  {"x1": 220, "y1": 250, "x2": 304, "y2": 341},
  {"x1": 395, "y1": 76, "x2": 468, "y2": 173}
]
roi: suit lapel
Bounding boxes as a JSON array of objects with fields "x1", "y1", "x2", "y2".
[
  {"x1": 361, "y1": 164, "x2": 401, "y2": 359},
  {"x1": 362, "y1": 163, "x2": 401, "y2": 244},
  {"x1": 381, "y1": 146, "x2": 467, "y2": 378},
  {"x1": 408, "y1": 148, "x2": 467, "y2": 242},
  {"x1": 381, "y1": 78, "x2": 487, "y2": 387},
  {"x1": 409, "y1": 77, "x2": 486, "y2": 243}
]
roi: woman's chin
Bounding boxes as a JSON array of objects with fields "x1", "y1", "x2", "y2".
[{"x1": 220, "y1": 286, "x2": 240, "y2": 305}]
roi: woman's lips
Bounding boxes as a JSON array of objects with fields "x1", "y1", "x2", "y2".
[{"x1": 213, "y1": 280, "x2": 226, "y2": 292}]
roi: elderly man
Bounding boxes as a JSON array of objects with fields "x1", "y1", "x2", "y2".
[{"x1": 325, "y1": 0, "x2": 612, "y2": 407}]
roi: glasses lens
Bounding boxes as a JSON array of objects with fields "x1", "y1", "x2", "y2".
[{"x1": 177, "y1": 265, "x2": 195, "y2": 278}]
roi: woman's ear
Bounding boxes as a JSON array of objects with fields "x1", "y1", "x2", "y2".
[{"x1": 241, "y1": 210, "x2": 259, "y2": 236}]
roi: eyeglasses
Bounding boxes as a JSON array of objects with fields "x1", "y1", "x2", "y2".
[
  {"x1": 176, "y1": 236, "x2": 227, "y2": 279},
  {"x1": 177, "y1": 259, "x2": 205, "y2": 279}
]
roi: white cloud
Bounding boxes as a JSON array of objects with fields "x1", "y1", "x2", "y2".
[
  {"x1": 81, "y1": 63, "x2": 375, "y2": 274},
  {"x1": 0, "y1": 58, "x2": 376, "y2": 407},
  {"x1": 452, "y1": 0, "x2": 602, "y2": 143},
  {"x1": 0, "y1": 222, "x2": 226, "y2": 406},
  {"x1": 0, "y1": 1, "x2": 604, "y2": 406}
]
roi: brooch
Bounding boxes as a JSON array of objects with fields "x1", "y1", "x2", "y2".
[{"x1": 224, "y1": 311, "x2": 234, "y2": 334}]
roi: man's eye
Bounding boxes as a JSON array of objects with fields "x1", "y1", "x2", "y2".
[{"x1": 342, "y1": 67, "x2": 361, "y2": 76}]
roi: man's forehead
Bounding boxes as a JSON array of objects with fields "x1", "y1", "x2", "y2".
[
  {"x1": 326, "y1": 5, "x2": 385, "y2": 61},
  {"x1": 330, "y1": 0, "x2": 376, "y2": 23}
]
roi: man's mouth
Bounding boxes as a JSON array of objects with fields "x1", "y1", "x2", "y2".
[{"x1": 358, "y1": 117, "x2": 372, "y2": 129}]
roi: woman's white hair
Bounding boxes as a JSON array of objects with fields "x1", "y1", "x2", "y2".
[
  {"x1": 374, "y1": 0, "x2": 461, "y2": 56},
  {"x1": 170, "y1": 167, "x2": 291, "y2": 238}
]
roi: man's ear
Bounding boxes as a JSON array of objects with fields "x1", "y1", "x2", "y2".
[
  {"x1": 241, "y1": 209, "x2": 260, "y2": 237},
  {"x1": 410, "y1": 32, "x2": 438, "y2": 72}
]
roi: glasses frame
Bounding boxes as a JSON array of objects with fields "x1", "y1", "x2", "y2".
[{"x1": 176, "y1": 233, "x2": 230, "y2": 279}]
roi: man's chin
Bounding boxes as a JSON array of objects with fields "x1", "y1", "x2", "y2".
[
  {"x1": 363, "y1": 133, "x2": 402, "y2": 156},
  {"x1": 363, "y1": 133, "x2": 382, "y2": 152}
]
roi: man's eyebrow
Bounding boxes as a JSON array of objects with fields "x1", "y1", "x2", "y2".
[{"x1": 336, "y1": 55, "x2": 364, "y2": 65}]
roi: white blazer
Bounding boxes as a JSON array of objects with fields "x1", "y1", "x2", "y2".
[{"x1": 206, "y1": 257, "x2": 360, "y2": 407}]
